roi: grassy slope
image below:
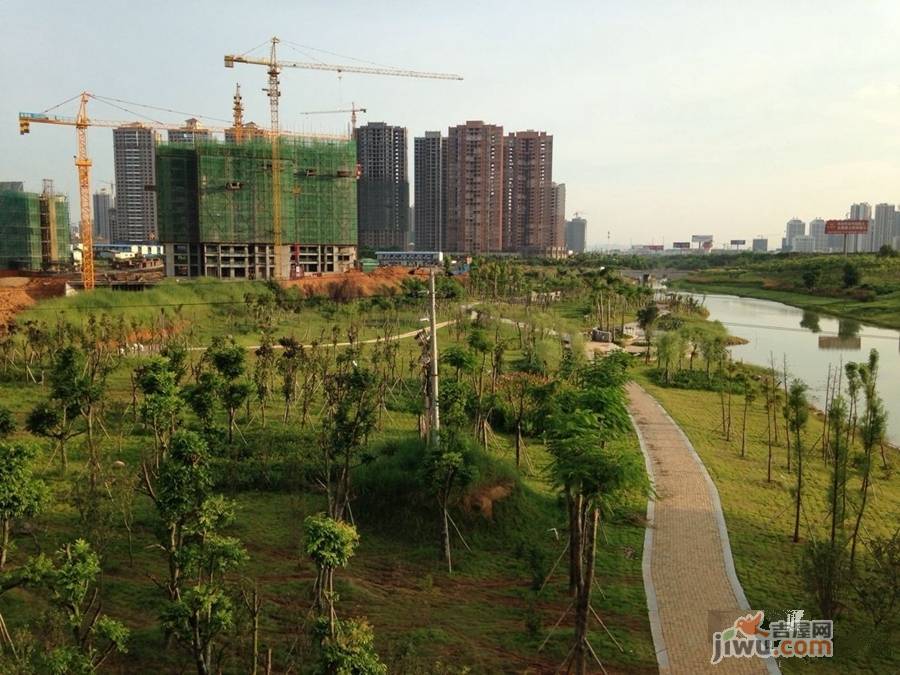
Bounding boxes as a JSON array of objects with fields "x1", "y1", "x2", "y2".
[
  {"x1": 670, "y1": 254, "x2": 900, "y2": 329},
  {"x1": 636, "y1": 369, "x2": 900, "y2": 674},
  {"x1": 0, "y1": 291, "x2": 656, "y2": 674}
]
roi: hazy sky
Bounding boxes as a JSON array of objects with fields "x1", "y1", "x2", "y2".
[{"x1": 5, "y1": 0, "x2": 900, "y2": 248}]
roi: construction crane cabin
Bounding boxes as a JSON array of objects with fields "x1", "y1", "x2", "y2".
[{"x1": 224, "y1": 36, "x2": 462, "y2": 274}]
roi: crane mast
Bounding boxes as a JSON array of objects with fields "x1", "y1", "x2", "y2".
[
  {"x1": 264, "y1": 38, "x2": 283, "y2": 251},
  {"x1": 225, "y1": 36, "x2": 462, "y2": 278}
]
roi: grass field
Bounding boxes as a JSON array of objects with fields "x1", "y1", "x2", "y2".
[
  {"x1": 0, "y1": 287, "x2": 656, "y2": 673},
  {"x1": 636, "y1": 368, "x2": 900, "y2": 673}
]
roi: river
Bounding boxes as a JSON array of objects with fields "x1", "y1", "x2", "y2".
[{"x1": 691, "y1": 293, "x2": 900, "y2": 445}]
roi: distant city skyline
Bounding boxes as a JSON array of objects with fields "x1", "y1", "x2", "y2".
[{"x1": 7, "y1": 3, "x2": 900, "y2": 248}]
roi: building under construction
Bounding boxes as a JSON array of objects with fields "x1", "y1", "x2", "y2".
[
  {"x1": 0, "y1": 182, "x2": 71, "y2": 271},
  {"x1": 156, "y1": 136, "x2": 358, "y2": 279}
]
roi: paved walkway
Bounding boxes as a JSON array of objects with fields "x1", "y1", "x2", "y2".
[{"x1": 627, "y1": 382, "x2": 776, "y2": 675}]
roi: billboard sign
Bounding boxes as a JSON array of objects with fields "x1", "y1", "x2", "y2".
[
  {"x1": 645, "y1": 244, "x2": 664, "y2": 251},
  {"x1": 730, "y1": 239, "x2": 746, "y2": 246},
  {"x1": 825, "y1": 219, "x2": 868, "y2": 235},
  {"x1": 672, "y1": 241, "x2": 691, "y2": 249},
  {"x1": 691, "y1": 234, "x2": 714, "y2": 243}
]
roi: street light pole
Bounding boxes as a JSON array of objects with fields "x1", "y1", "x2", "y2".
[{"x1": 429, "y1": 268, "x2": 440, "y2": 445}]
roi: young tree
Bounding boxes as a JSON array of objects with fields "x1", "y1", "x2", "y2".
[
  {"x1": 207, "y1": 337, "x2": 251, "y2": 444},
  {"x1": 0, "y1": 406, "x2": 15, "y2": 437},
  {"x1": 850, "y1": 351, "x2": 887, "y2": 567},
  {"x1": 636, "y1": 304, "x2": 659, "y2": 364},
  {"x1": 545, "y1": 406, "x2": 646, "y2": 674},
  {"x1": 0, "y1": 443, "x2": 47, "y2": 570},
  {"x1": 26, "y1": 347, "x2": 90, "y2": 474},
  {"x1": 740, "y1": 377, "x2": 757, "y2": 458},
  {"x1": 40, "y1": 539, "x2": 130, "y2": 673},
  {"x1": 252, "y1": 334, "x2": 277, "y2": 426},
  {"x1": 303, "y1": 514, "x2": 386, "y2": 674},
  {"x1": 319, "y1": 349, "x2": 380, "y2": 521},
  {"x1": 851, "y1": 529, "x2": 900, "y2": 631},
  {"x1": 147, "y1": 431, "x2": 247, "y2": 675},
  {"x1": 500, "y1": 371, "x2": 544, "y2": 468},
  {"x1": 785, "y1": 380, "x2": 809, "y2": 543}
]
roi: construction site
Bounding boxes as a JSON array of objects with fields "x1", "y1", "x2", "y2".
[
  {"x1": 0, "y1": 182, "x2": 71, "y2": 272},
  {"x1": 156, "y1": 136, "x2": 358, "y2": 279}
]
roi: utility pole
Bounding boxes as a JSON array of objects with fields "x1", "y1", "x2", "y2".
[{"x1": 429, "y1": 268, "x2": 440, "y2": 446}]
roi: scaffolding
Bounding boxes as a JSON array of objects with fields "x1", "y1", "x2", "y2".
[
  {"x1": 0, "y1": 190, "x2": 70, "y2": 271},
  {"x1": 156, "y1": 137, "x2": 357, "y2": 246}
]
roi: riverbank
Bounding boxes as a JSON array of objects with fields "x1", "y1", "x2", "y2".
[{"x1": 671, "y1": 279, "x2": 900, "y2": 331}]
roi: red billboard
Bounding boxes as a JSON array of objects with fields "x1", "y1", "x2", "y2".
[
  {"x1": 825, "y1": 219, "x2": 868, "y2": 235},
  {"x1": 645, "y1": 244, "x2": 664, "y2": 251}
]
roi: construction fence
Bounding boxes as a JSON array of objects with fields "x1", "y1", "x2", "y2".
[
  {"x1": 156, "y1": 137, "x2": 357, "y2": 246},
  {"x1": 0, "y1": 190, "x2": 71, "y2": 271}
]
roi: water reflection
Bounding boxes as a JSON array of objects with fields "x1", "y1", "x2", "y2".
[
  {"x1": 800, "y1": 310, "x2": 821, "y2": 333},
  {"x1": 839, "y1": 318, "x2": 861, "y2": 339},
  {"x1": 690, "y1": 293, "x2": 900, "y2": 443}
]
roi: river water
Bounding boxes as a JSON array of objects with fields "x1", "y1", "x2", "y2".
[{"x1": 691, "y1": 293, "x2": 900, "y2": 445}]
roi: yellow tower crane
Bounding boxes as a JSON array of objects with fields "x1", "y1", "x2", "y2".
[
  {"x1": 19, "y1": 91, "x2": 346, "y2": 289},
  {"x1": 224, "y1": 37, "x2": 462, "y2": 275},
  {"x1": 300, "y1": 103, "x2": 368, "y2": 136}
]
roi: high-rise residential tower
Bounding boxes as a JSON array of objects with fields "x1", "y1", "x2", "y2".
[
  {"x1": 414, "y1": 131, "x2": 443, "y2": 251},
  {"x1": 113, "y1": 124, "x2": 157, "y2": 242},
  {"x1": 808, "y1": 217, "x2": 827, "y2": 252},
  {"x1": 752, "y1": 237, "x2": 768, "y2": 253},
  {"x1": 847, "y1": 202, "x2": 872, "y2": 253},
  {"x1": 871, "y1": 203, "x2": 896, "y2": 252},
  {"x1": 356, "y1": 122, "x2": 409, "y2": 250},
  {"x1": 443, "y1": 121, "x2": 504, "y2": 253},
  {"x1": 550, "y1": 182, "x2": 566, "y2": 255},
  {"x1": 502, "y1": 130, "x2": 554, "y2": 254},
  {"x1": 784, "y1": 218, "x2": 805, "y2": 250},
  {"x1": 92, "y1": 189, "x2": 112, "y2": 243},
  {"x1": 565, "y1": 215, "x2": 587, "y2": 253}
]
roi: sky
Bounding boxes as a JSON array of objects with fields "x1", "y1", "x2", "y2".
[{"x1": 5, "y1": 0, "x2": 900, "y2": 248}]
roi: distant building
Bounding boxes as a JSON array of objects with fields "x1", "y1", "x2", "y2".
[
  {"x1": 871, "y1": 203, "x2": 896, "y2": 252},
  {"x1": 0, "y1": 181, "x2": 23, "y2": 192},
  {"x1": 847, "y1": 202, "x2": 872, "y2": 252},
  {"x1": 167, "y1": 118, "x2": 212, "y2": 144},
  {"x1": 752, "y1": 237, "x2": 768, "y2": 253},
  {"x1": 356, "y1": 122, "x2": 409, "y2": 250},
  {"x1": 92, "y1": 189, "x2": 112, "y2": 243},
  {"x1": 808, "y1": 218, "x2": 827, "y2": 252},
  {"x1": 785, "y1": 218, "x2": 805, "y2": 251},
  {"x1": 566, "y1": 216, "x2": 587, "y2": 253},
  {"x1": 113, "y1": 124, "x2": 157, "y2": 242},
  {"x1": 549, "y1": 182, "x2": 566, "y2": 256},
  {"x1": 792, "y1": 235, "x2": 816, "y2": 253},
  {"x1": 414, "y1": 131, "x2": 443, "y2": 251},
  {"x1": 444, "y1": 121, "x2": 504, "y2": 254}
]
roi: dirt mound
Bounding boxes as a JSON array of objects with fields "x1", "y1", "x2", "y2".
[
  {"x1": 462, "y1": 482, "x2": 513, "y2": 519},
  {"x1": 0, "y1": 275, "x2": 67, "y2": 329},
  {"x1": 280, "y1": 266, "x2": 429, "y2": 299}
]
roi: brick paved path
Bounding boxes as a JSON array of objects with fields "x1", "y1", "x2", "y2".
[{"x1": 628, "y1": 382, "x2": 776, "y2": 675}]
